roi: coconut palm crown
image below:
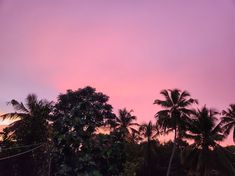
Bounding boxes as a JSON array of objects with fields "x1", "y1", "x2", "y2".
[
  {"x1": 0, "y1": 94, "x2": 53, "y2": 144},
  {"x1": 154, "y1": 89, "x2": 198, "y2": 176},
  {"x1": 221, "y1": 104, "x2": 235, "y2": 143},
  {"x1": 182, "y1": 106, "x2": 235, "y2": 176},
  {"x1": 185, "y1": 106, "x2": 225, "y2": 149},
  {"x1": 115, "y1": 108, "x2": 138, "y2": 139},
  {"x1": 139, "y1": 121, "x2": 159, "y2": 143}
]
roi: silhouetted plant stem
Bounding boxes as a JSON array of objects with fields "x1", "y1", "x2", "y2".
[{"x1": 166, "y1": 128, "x2": 177, "y2": 176}]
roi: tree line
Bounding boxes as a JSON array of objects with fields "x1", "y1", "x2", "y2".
[{"x1": 0, "y1": 86, "x2": 235, "y2": 176}]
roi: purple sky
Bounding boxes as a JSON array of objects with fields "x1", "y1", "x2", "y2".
[{"x1": 0, "y1": 0, "x2": 235, "y2": 144}]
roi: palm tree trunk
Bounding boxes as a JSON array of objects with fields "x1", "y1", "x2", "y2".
[
  {"x1": 48, "y1": 156, "x2": 51, "y2": 176},
  {"x1": 166, "y1": 129, "x2": 177, "y2": 176},
  {"x1": 147, "y1": 139, "x2": 151, "y2": 176}
]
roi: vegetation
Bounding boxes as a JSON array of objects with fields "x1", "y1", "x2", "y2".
[
  {"x1": 182, "y1": 107, "x2": 235, "y2": 175},
  {"x1": 0, "y1": 86, "x2": 234, "y2": 176},
  {"x1": 221, "y1": 104, "x2": 235, "y2": 142},
  {"x1": 154, "y1": 89, "x2": 198, "y2": 176}
]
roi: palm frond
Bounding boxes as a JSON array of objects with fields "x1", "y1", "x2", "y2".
[
  {"x1": 8, "y1": 100, "x2": 29, "y2": 113},
  {"x1": 26, "y1": 94, "x2": 38, "y2": 108},
  {"x1": 0, "y1": 113, "x2": 28, "y2": 120},
  {"x1": 129, "y1": 122, "x2": 139, "y2": 126},
  {"x1": 169, "y1": 89, "x2": 180, "y2": 105},
  {"x1": 179, "y1": 90, "x2": 190, "y2": 100},
  {"x1": 154, "y1": 89, "x2": 173, "y2": 107},
  {"x1": 222, "y1": 123, "x2": 233, "y2": 136},
  {"x1": 233, "y1": 128, "x2": 235, "y2": 143},
  {"x1": 154, "y1": 100, "x2": 172, "y2": 108},
  {"x1": 179, "y1": 98, "x2": 198, "y2": 107},
  {"x1": 212, "y1": 123, "x2": 223, "y2": 134}
]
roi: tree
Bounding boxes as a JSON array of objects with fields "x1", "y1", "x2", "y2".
[
  {"x1": 139, "y1": 121, "x2": 159, "y2": 143},
  {"x1": 0, "y1": 94, "x2": 53, "y2": 176},
  {"x1": 0, "y1": 94, "x2": 52, "y2": 144},
  {"x1": 221, "y1": 104, "x2": 235, "y2": 143},
  {"x1": 183, "y1": 106, "x2": 235, "y2": 175},
  {"x1": 129, "y1": 128, "x2": 142, "y2": 144},
  {"x1": 51, "y1": 86, "x2": 116, "y2": 175},
  {"x1": 115, "y1": 108, "x2": 138, "y2": 140},
  {"x1": 89, "y1": 133, "x2": 127, "y2": 176},
  {"x1": 139, "y1": 121, "x2": 160, "y2": 176},
  {"x1": 154, "y1": 89, "x2": 198, "y2": 176}
]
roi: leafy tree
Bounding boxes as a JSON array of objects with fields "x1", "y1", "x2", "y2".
[
  {"x1": 221, "y1": 104, "x2": 235, "y2": 142},
  {"x1": 183, "y1": 106, "x2": 235, "y2": 175},
  {"x1": 154, "y1": 89, "x2": 198, "y2": 176},
  {"x1": 87, "y1": 133, "x2": 127, "y2": 176},
  {"x1": 51, "y1": 86, "x2": 116, "y2": 175},
  {"x1": 124, "y1": 141, "x2": 143, "y2": 176}
]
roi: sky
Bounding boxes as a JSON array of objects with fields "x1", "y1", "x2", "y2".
[{"x1": 0, "y1": 0, "x2": 235, "y2": 144}]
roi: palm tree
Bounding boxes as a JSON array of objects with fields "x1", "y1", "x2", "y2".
[
  {"x1": 130, "y1": 128, "x2": 142, "y2": 144},
  {"x1": 115, "y1": 108, "x2": 138, "y2": 140},
  {"x1": 139, "y1": 121, "x2": 159, "y2": 143},
  {"x1": 185, "y1": 107, "x2": 224, "y2": 150},
  {"x1": 0, "y1": 94, "x2": 53, "y2": 144},
  {"x1": 183, "y1": 106, "x2": 235, "y2": 175},
  {"x1": 154, "y1": 89, "x2": 198, "y2": 176},
  {"x1": 139, "y1": 121, "x2": 160, "y2": 176},
  {"x1": 221, "y1": 104, "x2": 235, "y2": 142},
  {"x1": 0, "y1": 94, "x2": 53, "y2": 176}
]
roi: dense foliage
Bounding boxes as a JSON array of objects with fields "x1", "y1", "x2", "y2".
[{"x1": 0, "y1": 86, "x2": 235, "y2": 176}]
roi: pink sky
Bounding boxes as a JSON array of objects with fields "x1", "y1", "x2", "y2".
[{"x1": 0, "y1": 0, "x2": 235, "y2": 145}]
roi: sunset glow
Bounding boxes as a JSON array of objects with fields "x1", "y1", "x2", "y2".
[{"x1": 1, "y1": 0, "x2": 235, "y2": 145}]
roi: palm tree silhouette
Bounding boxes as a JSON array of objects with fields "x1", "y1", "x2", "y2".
[
  {"x1": 129, "y1": 128, "x2": 142, "y2": 144},
  {"x1": 115, "y1": 108, "x2": 138, "y2": 140},
  {"x1": 183, "y1": 106, "x2": 235, "y2": 175},
  {"x1": 139, "y1": 121, "x2": 159, "y2": 143},
  {"x1": 154, "y1": 89, "x2": 198, "y2": 176},
  {"x1": 139, "y1": 121, "x2": 160, "y2": 176},
  {"x1": 0, "y1": 94, "x2": 52, "y2": 144},
  {"x1": 185, "y1": 107, "x2": 224, "y2": 151},
  {"x1": 221, "y1": 104, "x2": 235, "y2": 143}
]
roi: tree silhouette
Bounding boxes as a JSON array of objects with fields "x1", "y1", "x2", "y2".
[
  {"x1": 0, "y1": 94, "x2": 53, "y2": 176},
  {"x1": 154, "y1": 89, "x2": 198, "y2": 176},
  {"x1": 139, "y1": 121, "x2": 160, "y2": 176},
  {"x1": 0, "y1": 87, "x2": 234, "y2": 176},
  {"x1": 52, "y1": 86, "x2": 116, "y2": 175},
  {"x1": 183, "y1": 106, "x2": 235, "y2": 175},
  {"x1": 115, "y1": 108, "x2": 138, "y2": 141},
  {"x1": 139, "y1": 121, "x2": 159, "y2": 143},
  {"x1": 0, "y1": 94, "x2": 52, "y2": 144},
  {"x1": 221, "y1": 104, "x2": 235, "y2": 143}
]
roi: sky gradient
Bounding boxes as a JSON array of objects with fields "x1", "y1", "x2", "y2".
[{"x1": 0, "y1": 0, "x2": 235, "y2": 144}]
